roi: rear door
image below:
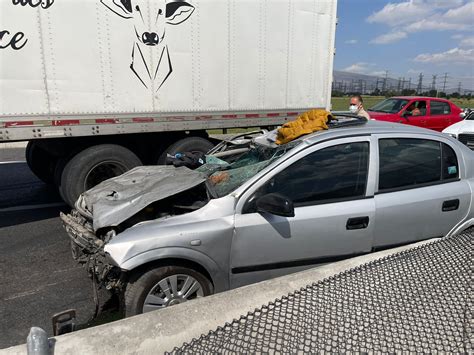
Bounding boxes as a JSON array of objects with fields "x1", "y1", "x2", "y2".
[
  {"x1": 230, "y1": 137, "x2": 376, "y2": 288},
  {"x1": 428, "y1": 100, "x2": 453, "y2": 131},
  {"x1": 373, "y1": 135, "x2": 471, "y2": 249}
]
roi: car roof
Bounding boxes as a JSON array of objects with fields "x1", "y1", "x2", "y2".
[
  {"x1": 301, "y1": 119, "x2": 445, "y2": 146},
  {"x1": 391, "y1": 96, "x2": 451, "y2": 102}
]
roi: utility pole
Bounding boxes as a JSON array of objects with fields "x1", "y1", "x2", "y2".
[
  {"x1": 457, "y1": 82, "x2": 462, "y2": 94},
  {"x1": 407, "y1": 78, "x2": 412, "y2": 90},
  {"x1": 442, "y1": 73, "x2": 448, "y2": 93},
  {"x1": 397, "y1": 77, "x2": 402, "y2": 93},
  {"x1": 416, "y1": 73, "x2": 424, "y2": 94},
  {"x1": 401, "y1": 77, "x2": 405, "y2": 91}
]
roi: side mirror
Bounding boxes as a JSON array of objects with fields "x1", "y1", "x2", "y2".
[{"x1": 256, "y1": 193, "x2": 295, "y2": 217}]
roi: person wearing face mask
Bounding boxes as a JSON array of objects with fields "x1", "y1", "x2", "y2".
[{"x1": 349, "y1": 95, "x2": 370, "y2": 120}]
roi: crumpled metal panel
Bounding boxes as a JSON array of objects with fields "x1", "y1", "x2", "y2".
[{"x1": 79, "y1": 166, "x2": 207, "y2": 231}]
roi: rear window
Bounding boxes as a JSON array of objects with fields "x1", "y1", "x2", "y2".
[
  {"x1": 430, "y1": 101, "x2": 451, "y2": 115},
  {"x1": 378, "y1": 138, "x2": 458, "y2": 191}
]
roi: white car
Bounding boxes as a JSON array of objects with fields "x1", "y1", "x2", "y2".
[{"x1": 443, "y1": 110, "x2": 474, "y2": 149}]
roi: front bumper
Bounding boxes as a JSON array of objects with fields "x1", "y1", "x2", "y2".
[{"x1": 60, "y1": 210, "x2": 121, "y2": 290}]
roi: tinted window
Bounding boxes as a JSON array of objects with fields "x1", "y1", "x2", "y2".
[
  {"x1": 442, "y1": 143, "x2": 459, "y2": 180},
  {"x1": 379, "y1": 139, "x2": 458, "y2": 191},
  {"x1": 430, "y1": 101, "x2": 451, "y2": 115},
  {"x1": 379, "y1": 139, "x2": 441, "y2": 190},
  {"x1": 250, "y1": 142, "x2": 369, "y2": 208}
]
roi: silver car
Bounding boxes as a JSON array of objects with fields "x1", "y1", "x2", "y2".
[{"x1": 61, "y1": 117, "x2": 474, "y2": 316}]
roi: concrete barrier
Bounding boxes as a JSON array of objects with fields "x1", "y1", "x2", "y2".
[{"x1": 2, "y1": 239, "x2": 437, "y2": 355}]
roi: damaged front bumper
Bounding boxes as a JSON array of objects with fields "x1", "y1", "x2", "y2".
[{"x1": 60, "y1": 210, "x2": 122, "y2": 290}]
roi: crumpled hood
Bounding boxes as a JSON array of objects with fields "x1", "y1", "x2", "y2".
[{"x1": 76, "y1": 166, "x2": 207, "y2": 231}]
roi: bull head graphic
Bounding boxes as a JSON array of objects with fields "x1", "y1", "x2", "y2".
[{"x1": 101, "y1": 0, "x2": 194, "y2": 90}]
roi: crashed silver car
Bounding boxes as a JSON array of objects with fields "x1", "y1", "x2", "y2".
[{"x1": 61, "y1": 116, "x2": 474, "y2": 316}]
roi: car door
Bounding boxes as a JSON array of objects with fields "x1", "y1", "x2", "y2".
[
  {"x1": 402, "y1": 100, "x2": 429, "y2": 129},
  {"x1": 373, "y1": 134, "x2": 471, "y2": 249},
  {"x1": 229, "y1": 137, "x2": 376, "y2": 289},
  {"x1": 429, "y1": 100, "x2": 453, "y2": 131}
]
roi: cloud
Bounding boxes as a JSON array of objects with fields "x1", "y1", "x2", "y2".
[
  {"x1": 414, "y1": 47, "x2": 474, "y2": 64},
  {"x1": 370, "y1": 31, "x2": 407, "y2": 44},
  {"x1": 460, "y1": 36, "x2": 474, "y2": 47},
  {"x1": 342, "y1": 62, "x2": 375, "y2": 74},
  {"x1": 345, "y1": 39, "x2": 358, "y2": 44},
  {"x1": 367, "y1": 0, "x2": 473, "y2": 39}
]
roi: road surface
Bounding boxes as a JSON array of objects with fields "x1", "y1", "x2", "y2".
[{"x1": 0, "y1": 146, "x2": 116, "y2": 349}]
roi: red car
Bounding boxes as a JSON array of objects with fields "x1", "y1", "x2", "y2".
[{"x1": 367, "y1": 96, "x2": 463, "y2": 132}]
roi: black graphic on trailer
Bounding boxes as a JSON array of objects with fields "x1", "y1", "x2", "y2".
[{"x1": 101, "y1": 0, "x2": 194, "y2": 90}]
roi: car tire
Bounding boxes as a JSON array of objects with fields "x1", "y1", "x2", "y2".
[
  {"x1": 25, "y1": 141, "x2": 57, "y2": 184},
  {"x1": 59, "y1": 144, "x2": 141, "y2": 207},
  {"x1": 157, "y1": 137, "x2": 214, "y2": 165},
  {"x1": 124, "y1": 265, "x2": 213, "y2": 317}
]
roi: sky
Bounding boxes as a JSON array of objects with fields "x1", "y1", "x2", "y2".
[{"x1": 334, "y1": 0, "x2": 474, "y2": 92}]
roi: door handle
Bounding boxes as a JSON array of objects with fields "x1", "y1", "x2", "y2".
[
  {"x1": 442, "y1": 199, "x2": 459, "y2": 212},
  {"x1": 346, "y1": 216, "x2": 369, "y2": 230}
]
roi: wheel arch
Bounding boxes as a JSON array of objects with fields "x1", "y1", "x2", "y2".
[{"x1": 120, "y1": 248, "x2": 229, "y2": 292}]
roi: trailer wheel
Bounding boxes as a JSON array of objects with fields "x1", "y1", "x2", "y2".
[
  {"x1": 59, "y1": 144, "x2": 141, "y2": 207},
  {"x1": 25, "y1": 141, "x2": 57, "y2": 184},
  {"x1": 157, "y1": 137, "x2": 214, "y2": 164}
]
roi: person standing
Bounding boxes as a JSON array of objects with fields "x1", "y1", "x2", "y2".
[{"x1": 349, "y1": 95, "x2": 370, "y2": 120}]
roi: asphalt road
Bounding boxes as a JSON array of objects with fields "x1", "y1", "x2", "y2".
[{"x1": 0, "y1": 147, "x2": 116, "y2": 349}]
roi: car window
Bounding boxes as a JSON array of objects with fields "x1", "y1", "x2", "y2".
[
  {"x1": 430, "y1": 101, "x2": 451, "y2": 115},
  {"x1": 369, "y1": 99, "x2": 409, "y2": 113},
  {"x1": 442, "y1": 143, "x2": 459, "y2": 180},
  {"x1": 244, "y1": 142, "x2": 369, "y2": 211},
  {"x1": 404, "y1": 101, "x2": 427, "y2": 116},
  {"x1": 378, "y1": 138, "x2": 458, "y2": 192}
]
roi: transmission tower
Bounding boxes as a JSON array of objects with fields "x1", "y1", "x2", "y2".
[
  {"x1": 431, "y1": 75, "x2": 437, "y2": 91},
  {"x1": 442, "y1": 73, "x2": 448, "y2": 93},
  {"x1": 382, "y1": 70, "x2": 389, "y2": 93},
  {"x1": 416, "y1": 73, "x2": 424, "y2": 94}
]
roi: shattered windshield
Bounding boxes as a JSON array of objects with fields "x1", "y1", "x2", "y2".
[{"x1": 198, "y1": 142, "x2": 298, "y2": 198}]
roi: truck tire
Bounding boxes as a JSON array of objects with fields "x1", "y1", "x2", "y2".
[
  {"x1": 25, "y1": 141, "x2": 57, "y2": 184},
  {"x1": 124, "y1": 265, "x2": 213, "y2": 317},
  {"x1": 157, "y1": 137, "x2": 214, "y2": 164},
  {"x1": 59, "y1": 144, "x2": 141, "y2": 207}
]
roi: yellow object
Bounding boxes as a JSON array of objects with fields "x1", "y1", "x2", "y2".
[{"x1": 275, "y1": 109, "x2": 331, "y2": 145}]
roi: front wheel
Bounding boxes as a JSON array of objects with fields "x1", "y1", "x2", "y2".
[{"x1": 124, "y1": 266, "x2": 213, "y2": 317}]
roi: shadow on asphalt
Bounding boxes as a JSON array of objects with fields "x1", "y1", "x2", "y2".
[{"x1": 0, "y1": 206, "x2": 69, "y2": 228}]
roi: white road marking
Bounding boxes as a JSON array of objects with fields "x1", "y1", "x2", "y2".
[
  {"x1": 0, "y1": 160, "x2": 26, "y2": 164},
  {"x1": 0, "y1": 202, "x2": 66, "y2": 212}
]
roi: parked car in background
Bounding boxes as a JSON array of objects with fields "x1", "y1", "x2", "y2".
[
  {"x1": 443, "y1": 109, "x2": 474, "y2": 150},
  {"x1": 368, "y1": 97, "x2": 463, "y2": 131},
  {"x1": 61, "y1": 116, "x2": 474, "y2": 316}
]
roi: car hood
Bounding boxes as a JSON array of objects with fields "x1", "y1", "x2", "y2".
[
  {"x1": 76, "y1": 166, "x2": 207, "y2": 231},
  {"x1": 443, "y1": 120, "x2": 474, "y2": 135},
  {"x1": 366, "y1": 111, "x2": 400, "y2": 121}
]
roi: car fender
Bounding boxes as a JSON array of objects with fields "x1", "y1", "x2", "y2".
[{"x1": 120, "y1": 246, "x2": 229, "y2": 292}]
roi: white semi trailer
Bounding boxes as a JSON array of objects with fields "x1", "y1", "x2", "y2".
[{"x1": 0, "y1": 0, "x2": 337, "y2": 206}]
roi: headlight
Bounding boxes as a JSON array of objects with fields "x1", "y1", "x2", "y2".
[{"x1": 446, "y1": 133, "x2": 457, "y2": 139}]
